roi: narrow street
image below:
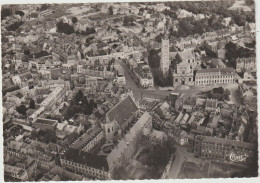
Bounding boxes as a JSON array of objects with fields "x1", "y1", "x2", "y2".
[{"x1": 227, "y1": 83, "x2": 241, "y2": 105}]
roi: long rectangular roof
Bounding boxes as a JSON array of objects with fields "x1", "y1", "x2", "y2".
[
  {"x1": 196, "y1": 67, "x2": 235, "y2": 74},
  {"x1": 202, "y1": 136, "x2": 254, "y2": 149}
]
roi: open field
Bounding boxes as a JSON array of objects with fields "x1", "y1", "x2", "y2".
[{"x1": 209, "y1": 161, "x2": 246, "y2": 178}]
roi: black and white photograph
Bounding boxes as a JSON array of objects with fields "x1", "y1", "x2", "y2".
[{"x1": 1, "y1": 0, "x2": 258, "y2": 181}]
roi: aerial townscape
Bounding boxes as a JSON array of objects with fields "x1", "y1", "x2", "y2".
[{"x1": 1, "y1": 0, "x2": 258, "y2": 181}]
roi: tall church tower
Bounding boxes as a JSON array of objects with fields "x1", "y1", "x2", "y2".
[{"x1": 160, "y1": 28, "x2": 170, "y2": 77}]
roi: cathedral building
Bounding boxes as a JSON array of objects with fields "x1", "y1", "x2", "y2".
[{"x1": 172, "y1": 49, "x2": 201, "y2": 87}]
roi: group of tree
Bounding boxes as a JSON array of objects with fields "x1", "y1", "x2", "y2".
[
  {"x1": 31, "y1": 129, "x2": 56, "y2": 144},
  {"x1": 206, "y1": 87, "x2": 231, "y2": 101},
  {"x1": 76, "y1": 27, "x2": 96, "y2": 36},
  {"x1": 123, "y1": 16, "x2": 135, "y2": 26},
  {"x1": 244, "y1": 40, "x2": 255, "y2": 49},
  {"x1": 16, "y1": 105, "x2": 27, "y2": 115},
  {"x1": 56, "y1": 21, "x2": 75, "y2": 35},
  {"x1": 38, "y1": 4, "x2": 50, "y2": 11},
  {"x1": 15, "y1": 10, "x2": 24, "y2": 17},
  {"x1": 85, "y1": 36, "x2": 94, "y2": 47},
  {"x1": 24, "y1": 48, "x2": 30, "y2": 55},
  {"x1": 154, "y1": 33, "x2": 163, "y2": 43},
  {"x1": 170, "y1": 16, "x2": 225, "y2": 38},
  {"x1": 29, "y1": 99, "x2": 36, "y2": 109},
  {"x1": 1, "y1": 8, "x2": 12, "y2": 20},
  {"x1": 137, "y1": 137, "x2": 176, "y2": 178},
  {"x1": 64, "y1": 90, "x2": 97, "y2": 120},
  {"x1": 16, "y1": 99, "x2": 36, "y2": 115},
  {"x1": 6, "y1": 21, "x2": 24, "y2": 31},
  {"x1": 148, "y1": 49, "x2": 160, "y2": 68},
  {"x1": 85, "y1": 27, "x2": 96, "y2": 35},
  {"x1": 225, "y1": 41, "x2": 255, "y2": 68},
  {"x1": 153, "y1": 69, "x2": 173, "y2": 87},
  {"x1": 166, "y1": 1, "x2": 235, "y2": 15},
  {"x1": 162, "y1": 9, "x2": 177, "y2": 19},
  {"x1": 165, "y1": 0, "x2": 254, "y2": 26},
  {"x1": 245, "y1": 0, "x2": 255, "y2": 7}
]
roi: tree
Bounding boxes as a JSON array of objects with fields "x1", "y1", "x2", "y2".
[
  {"x1": 71, "y1": 17, "x2": 78, "y2": 24},
  {"x1": 85, "y1": 27, "x2": 96, "y2": 35},
  {"x1": 29, "y1": 99, "x2": 36, "y2": 109},
  {"x1": 155, "y1": 33, "x2": 162, "y2": 43},
  {"x1": 56, "y1": 21, "x2": 75, "y2": 35},
  {"x1": 89, "y1": 99, "x2": 95, "y2": 113},
  {"x1": 16, "y1": 105, "x2": 27, "y2": 115},
  {"x1": 40, "y1": 4, "x2": 50, "y2": 11},
  {"x1": 142, "y1": 27, "x2": 146, "y2": 33},
  {"x1": 208, "y1": 14, "x2": 217, "y2": 26},
  {"x1": 213, "y1": 87, "x2": 224, "y2": 94},
  {"x1": 15, "y1": 11, "x2": 25, "y2": 17},
  {"x1": 108, "y1": 6, "x2": 113, "y2": 15},
  {"x1": 123, "y1": 16, "x2": 134, "y2": 26},
  {"x1": 224, "y1": 89, "x2": 231, "y2": 100},
  {"x1": 245, "y1": 0, "x2": 254, "y2": 6},
  {"x1": 24, "y1": 48, "x2": 30, "y2": 55},
  {"x1": 74, "y1": 90, "x2": 84, "y2": 104}
]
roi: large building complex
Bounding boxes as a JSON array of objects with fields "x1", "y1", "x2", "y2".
[
  {"x1": 194, "y1": 135, "x2": 254, "y2": 164},
  {"x1": 60, "y1": 112, "x2": 161, "y2": 180},
  {"x1": 28, "y1": 86, "x2": 66, "y2": 122},
  {"x1": 195, "y1": 68, "x2": 236, "y2": 86},
  {"x1": 236, "y1": 57, "x2": 256, "y2": 73},
  {"x1": 101, "y1": 95, "x2": 138, "y2": 143}
]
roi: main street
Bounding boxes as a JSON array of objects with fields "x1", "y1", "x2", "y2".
[
  {"x1": 120, "y1": 61, "x2": 218, "y2": 101},
  {"x1": 119, "y1": 61, "x2": 173, "y2": 101}
]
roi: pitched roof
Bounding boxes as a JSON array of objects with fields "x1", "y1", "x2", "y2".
[
  {"x1": 106, "y1": 95, "x2": 138, "y2": 126},
  {"x1": 70, "y1": 125, "x2": 102, "y2": 150},
  {"x1": 177, "y1": 50, "x2": 194, "y2": 61},
  {"x1": 107, "y1": 112, "x2": 152, "y2": 169},
  {"x1": 35, "y1": 118, "x2": 58, "y2": 126},
  {"x1": 62, "y1": 148, "x2": 109, "y2": 171},
  {"x1": 236, "y1": 57, "x2": 255, "y2": 63},
  {"x1": 8, "y1": 140, "x2": 27, "y2": 151}
]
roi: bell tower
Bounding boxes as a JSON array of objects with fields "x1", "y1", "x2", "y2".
[{"x1": 160, "y1": 28, "x2": 170, "y2": 77}]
